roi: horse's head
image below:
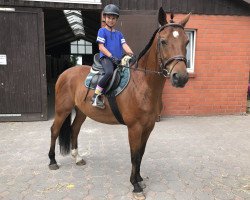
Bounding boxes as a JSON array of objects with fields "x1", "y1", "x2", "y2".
[{"x1": 157, "y1": 7, "x2": 190, "y2": 88}]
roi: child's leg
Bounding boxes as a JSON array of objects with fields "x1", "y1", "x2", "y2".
[
  {"x1": 96, "y1": 57, "x2": 115, "y2": 92},
  {"x1": 92, "y1": 57, "x2": 114, "y2": 108}
]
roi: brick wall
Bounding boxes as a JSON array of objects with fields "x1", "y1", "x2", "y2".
[{"x1": 162, "y1": 14, "x2": 250, "y2": 116}]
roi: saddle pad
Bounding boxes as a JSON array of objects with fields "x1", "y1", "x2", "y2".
[{"x1": 85, "y1": 67, "x2": 130, "y2": 97}]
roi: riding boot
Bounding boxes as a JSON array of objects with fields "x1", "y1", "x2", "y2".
[{"x1": 92, "y1": 94, "x2": 105, "y2": 109}]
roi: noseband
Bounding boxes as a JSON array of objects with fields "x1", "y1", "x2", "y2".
[{"x1": 157, "y1": 23, "x2": 187, "y2": 77}]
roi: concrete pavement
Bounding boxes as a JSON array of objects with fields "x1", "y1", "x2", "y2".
[{"x1": 0, "y1": 115, "x2": 250, "y2": 200}]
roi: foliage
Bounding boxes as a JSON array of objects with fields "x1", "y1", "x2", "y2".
[{"x1": 69, "y1": 55, "x2": 78, "y2": 67}]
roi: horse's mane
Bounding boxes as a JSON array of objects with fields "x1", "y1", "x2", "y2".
[{"x1": 137, "y1": 27, "x2": 160, "y2": 62}]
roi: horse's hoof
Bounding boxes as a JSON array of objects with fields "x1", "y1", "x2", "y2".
[
  {"x1": 76, "y1": 159, "x2": 86, "y2": 166},
  {"x1": 138, "y1": 181, "x2": 146, "y2": 189},
  {"x1": 133, "y1": 192, "x2": 146, "y2": 200},
  {"x1": 49, "y1": 164, "x2": 59, "y2": 170}
]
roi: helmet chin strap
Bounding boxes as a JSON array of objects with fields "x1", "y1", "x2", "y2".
[
  {"x1": 105, "y1": 21, "x2": 114, "y2": 30},
  {"x1": 107, "y1": 24, "x2": 113, "y2": 30}
]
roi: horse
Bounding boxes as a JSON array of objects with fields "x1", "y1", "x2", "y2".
[{"x1": 48, "y1": 7, "x2": 190, "y2": 200}]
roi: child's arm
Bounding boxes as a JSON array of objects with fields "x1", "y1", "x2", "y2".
[
  {"x1": 122, "y1": 43, "x2": 134, "y2": 56},
  {"x1": 99, "y1": 43, "x2": 120, "y2": 65},
  {"x1": 98, "y1": 43, "x2": 112, "y2": 58}
]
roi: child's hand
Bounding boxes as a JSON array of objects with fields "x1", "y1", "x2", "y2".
[
  {"x1": 110, "y1": 56, "x2": 120, "y2": 66},
  {"x1": 130, "y1": 55, "x2": 137, "y2": 63}
]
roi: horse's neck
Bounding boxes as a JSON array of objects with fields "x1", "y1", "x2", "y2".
[
  {"x1": 140, "y1": 42, "x2": 158, "y2": 72},
  {"x1": 133, "y1": 44, "x2": 166, "y2": 99}
]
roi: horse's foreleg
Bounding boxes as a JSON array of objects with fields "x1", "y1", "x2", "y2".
[
  {"x1": 137, "y1": 126, "x2": 154, "y2": 189},
  {"x1": 128, "y1": 125, "x2": 146, "y2": 200},
  {"x1": 71, "y1": 107, "x2": 86, "y2": 166}
]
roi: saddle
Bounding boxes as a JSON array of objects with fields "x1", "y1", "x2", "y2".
[
  {"x1": 84, "y1": 54, "x2": 132, "y2": 125},
  {"x1": 85, "y1": 53, "x2": 131, "y2": 96},
  {"x1": 89, "y1": 53, "x2": 121, "y2": 94}
]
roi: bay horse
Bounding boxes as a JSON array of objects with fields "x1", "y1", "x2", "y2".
[{"x1": 48, "y1": 7, "x2": 190, "y2": 200}]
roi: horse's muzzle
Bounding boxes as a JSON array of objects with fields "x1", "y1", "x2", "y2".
[{"x1": 171, "y1": 72, "x2": 189, "y2": 88}]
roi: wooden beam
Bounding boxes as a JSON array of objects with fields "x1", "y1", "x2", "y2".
[
  {"x1": 46, "y1": 34, "x2": 95, "y2": 49},
  {"x1": 0, "y1": 0, "x2": 102, "y2": 10},
  {"x1": 46, "y1": 32, "x2": 74, "y2": 46}
]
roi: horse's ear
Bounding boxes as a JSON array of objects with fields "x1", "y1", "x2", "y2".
[
  {"x1": 158, "y1": 7, "x2": 167, "y2": 26},
  {"x1": 179, "y1": 12, "x2": 191, "y2": 27}
]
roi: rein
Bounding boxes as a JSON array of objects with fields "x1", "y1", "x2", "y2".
[
  {"x1": 122, "y1": 63, "x2": 164, "y2": 76},
  {"x1": 126, "y1": 23, "x2": 187, "y2": 77}
]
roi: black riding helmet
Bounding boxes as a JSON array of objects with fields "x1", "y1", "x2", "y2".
[{"x1": 103, "y1": 4, "x2": 119, "y2": 17}]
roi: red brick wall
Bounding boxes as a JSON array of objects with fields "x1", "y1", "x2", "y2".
[{"x1": 162, "y1": 14, "x2": 250, "y2": 116}]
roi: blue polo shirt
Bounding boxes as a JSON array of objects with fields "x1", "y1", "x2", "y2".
[{"x1": 96, "y1": 27, "x2": 126, "y2": 59}]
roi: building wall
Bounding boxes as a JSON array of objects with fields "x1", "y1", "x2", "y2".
[
  {"x1": 101, "y1": 0, "x2": 250, "y2": 16},
  {"x1": 162, "y1": 14, "x2": 250, "y2": 116}
]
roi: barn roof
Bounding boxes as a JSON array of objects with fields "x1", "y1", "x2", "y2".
[
  {"x1": 44, "y1": 9, "x2": 100, "y2": 49},
  {"x1": 0, "y1": 1, "x2": 101, "y2": 50},
  {"x1": 0, "y1": 0, "x2": 101, "y2": 9}
]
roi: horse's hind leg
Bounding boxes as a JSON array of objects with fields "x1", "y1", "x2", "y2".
[
  {"x1": 71, "y1": 107, "x2": 86, "y2": 166},
  {"x1": 48, "y1": 111, "x2": 71, "y2": 170}
]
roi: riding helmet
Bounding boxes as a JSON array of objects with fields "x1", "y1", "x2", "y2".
[{"x1": 103, "y1": 4, "x2": 120, "y2": 17}]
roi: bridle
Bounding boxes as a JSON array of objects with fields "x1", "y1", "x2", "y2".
[
  {"x1": 123, "y1": 23, "x2": 187, "y2": 77},
  {"x1": 157, "y1": 23, "x2": 187, "y2": 77}
]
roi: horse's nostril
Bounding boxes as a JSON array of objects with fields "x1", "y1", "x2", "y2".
[
  {"x1": 171, "y1": 73, "x2": 189, "y2": 87},
  {"x1": 172, "y1": 73, "x2": 179, "y2": 81}
]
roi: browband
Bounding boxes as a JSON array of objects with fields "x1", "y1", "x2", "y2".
[{"x1": 158, "y1": 23, "x2": 184, "y2": 32}]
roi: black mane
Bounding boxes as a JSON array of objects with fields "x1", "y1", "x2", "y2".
[{"x1": 137, "y1": 27, "x2": 160, "y2": 61}]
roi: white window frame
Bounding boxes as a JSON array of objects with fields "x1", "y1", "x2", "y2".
[
  {"x1": 70, "y1": 39, "x2": 93, "y2": 65},
  {"x1": 185, "y1": 29, "x2": 196, "y2": 73},
  {"x1": 70, "y1": 39, "x2": 92, "y2": 55}
]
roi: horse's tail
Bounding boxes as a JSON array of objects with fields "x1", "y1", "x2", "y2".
[{"x1": 59, "y1": 113, "x2": 72, "y2": 155}]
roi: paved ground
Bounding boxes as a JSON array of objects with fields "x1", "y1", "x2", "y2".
[{"x1": 0, "y1": 114, "x2": 250, "y2": 200}]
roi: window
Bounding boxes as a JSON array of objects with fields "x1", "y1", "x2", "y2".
[
  {"x1": 185, "y1": 29, "x2": 196, "y2": 73},
  {"x1": 71, "y1": 39, "x2": 92, "y2": 55},
  {"x1": 70, "y1": 39, "x2": 93, "y2": 65}
]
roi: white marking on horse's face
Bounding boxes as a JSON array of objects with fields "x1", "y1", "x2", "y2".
[{"x1": 173, "y1": 31, "x2": 179, "y2": 38}]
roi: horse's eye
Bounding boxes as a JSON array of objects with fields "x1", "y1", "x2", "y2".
[{"x1": 161, "y1": 39, "x2": 167, "y2": 45}]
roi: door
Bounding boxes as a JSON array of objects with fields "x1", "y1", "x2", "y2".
[{"x1": 0, "y1": 7, "x2": 47, "y2": 121}]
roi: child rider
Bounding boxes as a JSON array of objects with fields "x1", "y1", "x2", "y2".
[{"x1": 92, "y1": 4, "x2": 134, "y2": 109}]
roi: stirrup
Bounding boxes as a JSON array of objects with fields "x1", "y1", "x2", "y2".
[{"x1": 92, "y1": 94, "x2": 105, "y2": 109}]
